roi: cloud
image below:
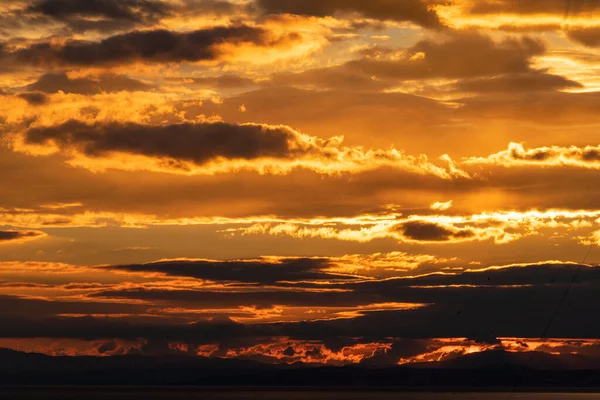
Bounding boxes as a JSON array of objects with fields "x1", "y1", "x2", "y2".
[
  {"x1": 566, "y1": 27, "x2": 600, "y2": 47},
  {"x1": 104, "y1": 257, "x2": 345, "y2": 285},
  {"x1": 1, "y1": 262, "x2": 600, "y2": 346},
  {"x1": 16, "y1": 92, "x2": 49, "y2": 106},
  {"x1": 456, "y1": 90, "x2": 600, "y2": 125},
  {"x1": 581, "y1": 229, "x2": 600, "y2": 246},
  {"x1": 465, "y1": 142, "x2": 600, "y2": 169},
  {"x1": 453, "y1": 72, "x2": 582, "y2": 93},
  {"x1": 255, "y1": 0, "x2": 444, "y2": 28},
  {"x1": 387, "y1": 262, "x2": 600, "y2": 288},
  {"x1": 375, "y1": 33, "x2": 544, "y2": 79},
  {"x1": 195, "y1": 86, "x2": 461, "y2": 151},
  {"x1": 431, "y1": 200, "x2": 452, "y2": 211},
  {"x1": 0, "y1": 295, "x2": 150, "y2": 320},
  {"x1": 0, "y1": 230, "x2": 46, "y2": 244},
  {"x1": 99, "y1": 252, "x2": 451, "y2": 284},
  {"x1": 219, "y1": 338, "x2": 393, "y2": 365},
  {"x1": 28, "y1": 0, "x2": 170, "y2": 22},
  {"x1": 2, "y1": 25, "x2": 301, "y2": 67},
  {"x1": 4, "y1": 335, "x2": 600, "y2": 366},
  {"x1": 278, "y1": 33, "x2": 545, "y2": 86},
  {"x1": 467, "y1": 0, "x2": 600, "y2": 15},
  {"x1": 26, "y1": 72, "x2": 153, "y2": 95},
  {"x1": 17, "y1": 120, "x2": 469, "y2": 178},
  {"x1": 433, "y1": 1, "x2": 600, "y2": 33},
  {"x1": 228, "y1": 209, "x2": 600, "y2": 245},
  {"x1": 3, "y1": 0, "x2": 248, "y2": 36},
  {"x1": 392, "y1": 221, "x2": 476, "y2": 243},
  {"x1": 87, "y1": 287, "x2": 367, "y2": 309},
  {"x1": 166, "y1": 74, "x2": 258, "y2": 89},
  {"x1": 269, "y1": 34, "x2": 550, "y2": 91},
  {"x1": 0, "y1": 0, "x2": 173, "y2": 37}
]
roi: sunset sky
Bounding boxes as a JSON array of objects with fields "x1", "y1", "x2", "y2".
[{"x1": 2, "y1": 0, "x2": 600, "y2": 365}]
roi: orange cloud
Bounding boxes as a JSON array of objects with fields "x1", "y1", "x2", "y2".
[
  {"x1": 465, "y1": 142, "x2": 600, "y2": 170},
  {"x1": 223, "y1": 337, "x2": 393, "y2": 365},
  {"x1": 0, "y1": 337, "x2": 145, "y2": 357},
  {"x1": 0, "y1": 230, "x2": 46, "y2": 244},
  {"x1": 0, "y1": 25, "x2": 311, "y2": 68},
  {"x1": 226, "y1": 208, "x2": 600, "y2": 245},
  {"x1": 398, "y1": 337, "x2": 600, "y2": 364},
  {"x1": 13, "y1": 120, "x2": 470, "y2": 178}
]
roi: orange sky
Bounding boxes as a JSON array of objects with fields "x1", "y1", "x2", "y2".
[{"x1": 1, "y1": 0, "x2": 600, "y2": 364}]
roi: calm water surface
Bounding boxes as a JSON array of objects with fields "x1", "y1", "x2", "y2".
[{"x1": 1, "y1": 390, "x2": 600, "y2": 400}]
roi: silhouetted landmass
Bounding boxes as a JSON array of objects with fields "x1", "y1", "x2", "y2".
[{"x1": 2, "y1": 348, "x2": 600, "y2": 390}]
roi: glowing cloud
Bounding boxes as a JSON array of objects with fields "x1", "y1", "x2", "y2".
[
  {"x1": 465, "y1": 142, "x2": 600, "y2": 170},
  {"x1": 15, "y1": 120, "x2": 470, "y2": 178},
  {"x1": 0, "y1": 230, "x2": 46, "y2": 244}
]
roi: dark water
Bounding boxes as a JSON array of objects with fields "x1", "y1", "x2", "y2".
[{"x1": 2, "y1": 389, "x2": 600, "y2": 400}]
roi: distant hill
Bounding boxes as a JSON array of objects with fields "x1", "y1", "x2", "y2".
[
  {"x1": 2, "y1": 348, "x2": 600, "y2": 389},
  {"x1": 409, "y1": 349, "x2": 600, "y2": 370}
]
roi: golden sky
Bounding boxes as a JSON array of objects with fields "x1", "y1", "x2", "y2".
[{"x1": 1, "y1": 0, "x2": 600, "y2": 365}]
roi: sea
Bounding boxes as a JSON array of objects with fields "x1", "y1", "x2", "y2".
[{"x1": 1, "y1": 389, "x2": 600, "y2": 400}]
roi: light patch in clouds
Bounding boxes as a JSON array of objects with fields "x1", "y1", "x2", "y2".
[
  {"x1": 431, "y1": 200, "x2": 453, "y2": 211},
  {"x1": 465, "y1": 142, "x2": 600, "y2": 170},
  {"x1": 226, "y1": 209, "x2": 600, "y2": 245}
]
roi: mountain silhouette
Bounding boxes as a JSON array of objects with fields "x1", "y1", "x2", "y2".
[{"x1": 3, "y1": 348, "x2": 600, "y2": 389}]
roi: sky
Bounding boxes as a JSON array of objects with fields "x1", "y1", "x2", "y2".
[{"x1": 2, "y1": 0, "x2": 600, "y2": 366}]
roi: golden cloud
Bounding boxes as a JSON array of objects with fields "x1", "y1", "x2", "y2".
[
  {"x1": 13, "y1": 120, "x2": 470, "y2": 178},
  {"x1": 465, "y1": 142, "x2": 600, "y2": 170}
]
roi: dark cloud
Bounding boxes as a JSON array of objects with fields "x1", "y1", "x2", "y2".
[
  {"x1": 23, "y1": 120, "x2": 326, "y2": 166},
  {"x1": 469, "y1": 0, "x2": 600, "y2": 15},
  {"x1": 0, "y1": 314, "x2": 253, "y2": 342},
  {"x1": 566, "y1": 27, "x2": 600, "y2": 47},
  {"x1": 0, "y1": 282, "x2": 53, "y2": 289},
  {"x1": 17, "y1": 92, "x2": 49, "y2": 105},
  {"x1": 0, "y1": 230, "x2": 45, "y2": 243},
  {"x1": 270, "y1": 66, "x2": 387, "y2": 91},
  {"x1": 0, "y1": 0, "x2": 173, "y2": 35},
  {"x1": 398, "y1": 263, "x2": 600, "y2": 287},
  {"x1": 347, "y1": 34, "x2": 545, "y2": 79},
  {"x1": 167, "y1": 74, "x2": 258, "y2": 89},
  {"x1": 89, "y1": 287, "x2": 367, "y2": 309},
  {"x1": 4, "y1": 0, "x2": 245, "y2": 34},
  {"x1": 4, "y1": 25, "x2": 294, "y2": 67},
  {"x1": 255, "y1": 0, "x2": 444, "y2": 29},
  {"x1": 271, "y1": 34, "x2": 547, "y2": 91},
  {"x1": 28, "y1": 0, "x2": 170, "y2": 22},
  {"x1": 0, "y1": 295, "x2": 146, "y2": 319},
  {"x1": 458, "y1": 90, "x2": 600, "y2": 125},
  {"x1": 104, "y1": 258, "x2": 343, "y2": 285},
  {"x1": 26, "y1": 72, "x2": 153, "y2": 94},
  {"x1": 93, "y1": 263, "x2": 600, "y2": 311},
  {"x1": 3, "y1": 263, "x2": 600, "y2": 343},
  {"x1": 454, "y1": 72, "x2": 582, "y2": 93},
  {"x1": 177, "y1": 0, "x2": 243, "y2": 17},
  {"x1": 392, "y1": 221, "x2": 476, "y2": 242}
]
